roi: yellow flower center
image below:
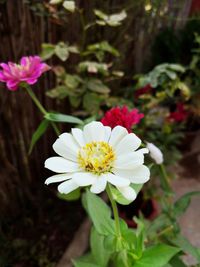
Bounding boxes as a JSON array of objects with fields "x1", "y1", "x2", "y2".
[{"x1": 78, "y1": 141, "x2": 115, "y2": 175}]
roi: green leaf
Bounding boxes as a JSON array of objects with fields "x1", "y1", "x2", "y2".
[
  {"x1": 69, "y1": 95, "x2": 81, "y2": 108},
  {"x1": 82, "y1": 190, "x2": 115, "y2": 235},
  {"x1": 55, "y1": 42, "x2": 69, "y2": 61},
  {"x1": 83, "y1": 93, "x2": 105, "y2": 114},
  {"x1": 119, "y1": 220, "x2": 136, "y2": 250},
  {"x1": 172, "y1": 235, "x2": 200, "y2": 262},
  {"x1": 94, "y1": 9, "x2": 127, "y2": 27},
  {"x1": 169, "y1": 255, "x2": 187, "y2": 267},
  {"x1": 133, "y1": 218, "x2": 146, "y2": 259},
  {"x1": 94, "y1": 9, "x2": 108, "y2": 20},
  {"x1": 90, "y1": 227, "x2": 111, "y2": 266},
  {"x1": 29, "y1": 120, "x2": 49, "y2": 154},
  {"x1": 46, "y1": 86, "x2": 69, "y2": 99},
  {"x1": 40, "y1": 43, "x2": 55, "y2": 60},
  {"x1": 57, "y1": 188, "x2": 80, "y2": 201},
  {"x1": 174, "y1": 191, "x2": 200, "y2": 217},
  {"x1": 131, "y1": 184, "x2": 143, "y2": 195},
  {"x1": 45, "y1": 112, "x2": 83, "y2": 124},
  {"x1": 87, "y1": 41, "x2": 120, "y2": 57},
  {"x1": 68, "y1": 45, "x2": 79, "y2": 54},
  {"x1": 107, "y1": 10, "x2": 127, "y2": 27},
  {"x1": 109, "y1": 183, "x2": 143, "y2": 205},
  {"x1": 78, "y1": 61, "x2": 108, "y2": 75},
  {"x1": 65, "y1": 74, "x2": 82, "y2": 89},
  {"x1": 110, "y1": 186, "x2": 131, "y2": 205},
  {"x1": 133, "y1": 244, "x2": 180, "y2": 267},
  {"x1": 104, "y1": 235, "x2": 116, "y2": 252},
  {"x1": 114, "y1": 250, "x2": 132, "y2": 267},
  {"x1": 73, "y1": 255, "x2": 101, "y2": 267},
  {"x1": 86, "y1": 79, "x2": 110, "y2": 94},
  {"x1": 49, "y1": 0, "x2": 63, "y2": 4},
  {"x1": 63, "y1": 0, "x2": 75, "y2": 12}
]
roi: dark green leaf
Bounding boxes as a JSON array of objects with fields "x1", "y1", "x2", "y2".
[
  {"x1": 169, "y1": 255, "x2": 187, "y2": 267},
  {"x1": 69, "y1": 95, "x2": 82, "y2": 108},
  {"x1": 45, "y1": 112, "x2": 83, "y2": 124},
  {"x1": 29, "y1": 120, "x2": 49, "y2": 154},
  {"x1": 174, "y1": 191, "x2": 200, "y2": 217}
]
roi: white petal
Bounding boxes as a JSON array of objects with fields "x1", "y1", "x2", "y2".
[
  {"x1": 71, "y1": 128, "x2": 86, "y2": 147},
  {"x1": 146, "y1": 142, "x2": 163, "y2": 164},
  {"x1": 113, "y1": 165, "x2": 150, "y2": 184},
  {"x1": 53, "y1": 137, "x2": 77, "y2": 162},
  {"x1": 58, "y1": 179, "x2": 79, "y2": 194},
  {"x1": 83, "y1": 121, "x2": 105, "y2": 143},
  {"x1": 105, "y1": 173, "x2": 130, "y2": 187},
  {"x1": 45, "y1": 157, "x2": 80, "y2": 173},
  {"x1": 72, "y1": 172, "x2": 97, "y2": 186},
  {"x1": 45, "y1": 173, "x2": 72, "y2": 185},
  {"x1": 109, "y1": 126, "x2": 128, "y2": 147},
  {"x1": 104, "y1": 126, "x2": 111, "y2": 142},
  {"x1": 117, "y1": 186, "x2": 137, "y2": 201},
  {"x1": 90, "y1": 175, "x2": 107, "y2": 194},
  {"x1": 115, "y1": 133, "x2": 141, "y2": 155},
  {"x1": 114, "y1": 151, "x2": 144, "y2": 169},
  {"x1": 129, "y1": 165, "x2": 150, "y2": 184},
  {"x1": 58, "y1": 132, "x2": 79, "y2": 154},
  {"x1": 139, "y1": 148, "x2": 149, "y2": 154}
]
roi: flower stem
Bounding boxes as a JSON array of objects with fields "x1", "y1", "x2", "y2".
[
  {"x1": 25, "y1": 86, "x2": 60, "y2": 136},
  {"x1": 106, "y1": 184, "x2": 121, "y2": 237},
  {"x1": 159, "y1": 164, "x2": 173, "y2": 195}
]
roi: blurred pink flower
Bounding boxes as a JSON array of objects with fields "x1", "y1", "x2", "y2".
[
  {"x1": 134, "y1": 84, "x2": 152, "y2": 98},
  {"x1": 0, "y1": 56, "x2": 50, "y2": 91},
  {"x1": 168, "y1": 103, "x2": 188, "y2": 122},
  {"x1": 101, "y1": 106, "x2": 144, "y2": 133}
]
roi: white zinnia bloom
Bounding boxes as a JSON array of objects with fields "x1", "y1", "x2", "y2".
[
  {"x1": 146, "y1": 142, "x2": 164, "y2": 164},
  {"x1": 45, "y1": 121, "x2": 150, "y2": 201}
]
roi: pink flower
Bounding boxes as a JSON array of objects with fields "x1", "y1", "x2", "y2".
[
  {"x1": 0, "y1": 56, "x2": 51, "y2": 91},
  {"x1": 101, "y1": 106, "x2": 144, "y2": 132},
  {"x1": 134, "y1": 84, "x2": 152, "y2": 98},
  {"x1": 168, "y1": 103, "x2": 188, "y2": 122}
]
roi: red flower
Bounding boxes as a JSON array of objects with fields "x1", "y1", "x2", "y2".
[
  {"x1": 134, "y1": 84, "x2": 152, "y2": 98},
  {"x1": 168, "y1": 103, "x2": 188, "y2": 122},
  {"x1": 101, "y1": 106, "x2": 144, "y2": 132}
]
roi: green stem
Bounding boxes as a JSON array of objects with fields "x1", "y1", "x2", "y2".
[
  {"x1": 25, "y1": 86, "x2": 60, "y2": 136},
  {"x1": 106, "y1": 184, "x2": 121, "y2": 237},
  {"x1": 159, "y1": 164, "x2": 173, "y2": 195}
]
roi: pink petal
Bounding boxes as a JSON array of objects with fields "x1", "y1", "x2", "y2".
[
  {"x1": 7, "y1": 80, "x2": 19, "y2": 90},
  {"x1": 0, "y1": 71, "x2": 6, "y2": 81},
  {"x1": 20, "y1": 57, "x2": 28, "y2": 66},
  {"x1": 26, "y1": 78, "x2": 37, "y2": 85}
]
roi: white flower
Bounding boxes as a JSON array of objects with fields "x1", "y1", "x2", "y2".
[
  {"x1": 45, "y1": 121, "x2": 150, "y2": 201},
  {"x1": 146, "y1": 142, "x2": 163, "y2": 164}
]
